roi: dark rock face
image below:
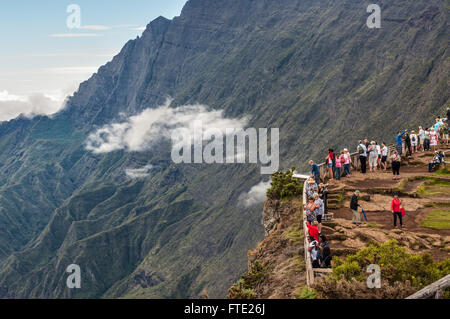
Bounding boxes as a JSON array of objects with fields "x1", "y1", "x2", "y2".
[{"x1": 0, "y1": 0, "x2": 448, "y2": 299}]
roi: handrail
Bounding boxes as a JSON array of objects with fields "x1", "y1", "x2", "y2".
[
  {"x1": 406, "y1": 274, "x2": 450, "y2": 299},
  {"x1": 302, "y1": 178, "x2": 315, "y2": 287}
]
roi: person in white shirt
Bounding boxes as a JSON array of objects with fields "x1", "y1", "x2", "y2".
[
  {"x1": 418, "y1": 126, "x2": 425, "y2": 152},
  {"x1": 410, "y1": 131, "x2": 418, "y2": 154},
  {"x1": 381, "y1": 142, "x2": 388, "y2": 171},
  {"x1": 376, "y1": 142, "x2": 381, "y2": 168}
]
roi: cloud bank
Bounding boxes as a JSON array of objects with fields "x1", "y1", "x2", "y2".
[
  {"x1": 0, "y1": 90, "x2": 65, "y2": 122},
  {"x1": 86, "y1": 101, "x2": 248, "y2": 154},
  {"x1": 238, "y1": 180, "x2": 271, "y2": 207},
  {"x1": 125, "y1": 165, "x2": 154, "y2": 179}
]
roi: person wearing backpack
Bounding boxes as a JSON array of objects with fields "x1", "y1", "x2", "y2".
[
  {"x1": 357, "y1": 141, "x2": 367, "y2": 174},
  {"x1": 391, "y1": 193, "x2": 403, "y2": 229}
]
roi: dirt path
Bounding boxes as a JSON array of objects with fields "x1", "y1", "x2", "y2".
[{"x1": 324, "y1": 145, "x2": 450, "y2": 262}]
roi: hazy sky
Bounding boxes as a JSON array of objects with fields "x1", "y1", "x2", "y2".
[{"x1": 0, "y1": 0, "x2": 187, "y2": 121}]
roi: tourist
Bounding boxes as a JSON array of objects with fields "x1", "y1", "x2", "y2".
[
  {"x1": 381, "y1": 142, "x2": 388, "y2": 171},
  {"x1": 306, "y1": 178, "x2": 318, "y2": 198},
  {"x1": 391, "y1": 192, "x2": 403, "y2": 229},
  {"x1": 368, "y1": 141, "x2": 378, "y2": 172},
  {"x1": 376, "y1": 142, "x2": 382, "y2": 168},
  {"x1": 335, "y1": 150, "x2": 343, "y2": 180},
  {"x1": 309, "y1": 160, "x2": 321, "y2": 185},
  {"x1": 430, "y1": 128, "x2": 438, "y2": 152},
  {"x1": 424, "y1": 128, "x2": 431, "y2": 151},
  {"x1": 419, "y1": 126, "x2": 425, "y2": 152},
  {"x1": 343, "y1": 148, "x2": 351, "y2": 177},
  {"x1": 308, "y1": 236, "x2": 321, "y2": 268},
  {"x1": 319, "y1": 235, "x2": 332, "y2": 268},
  {"x1": 410, "y1": 130, "x2": 418, "y2": 154},
  {"x1": 396, "y1": 130, "x2": 407, "y2": 156},
  {"x1": 350, "y1": 190, "x2": 362, "y2": 225},
  {"x1": 304, "y1": 197, "x2": 316, "y2": 224},
  {"x1": 404, "y1": 131, "x2": 412, "y2": 157},
  {"x1": 325, "y1": 149, "x2": 335, "y2": 180},
  {"x1": 391, "y1": 150, "x2": 402, "y2": 180},
  {"x1": 357, "y1": 140, "x2": 367, "y2": 174},
  {"x1": 443, "y1": 123, "x2": 449, "y2": 146},
  {"x1": 313, "y1": 193, "x2": 324, "y2": 233},
  {"x1": 307, "y1": 221, "x2": 320, "y2": 242},
  {"x1": 318, "y1": 183, "x2": 329, "y2": 215},
  {"x1": 428, "y1": 152, "x2": 441, "y2": 172},
  {"x1": 438, "y1": 151, "x2": 445, "y2": 163}
]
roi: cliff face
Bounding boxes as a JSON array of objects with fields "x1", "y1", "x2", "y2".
[{"x1": 0, "y1": 0, "x2": 449, "y2": 299}]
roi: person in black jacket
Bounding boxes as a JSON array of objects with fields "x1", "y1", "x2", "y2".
[
  {"x1": 318, "y1": 183, "x2": 329, "y2": 215},
  {"x1": 350, "y1": 190, "x2": 362, "y2": 225}
]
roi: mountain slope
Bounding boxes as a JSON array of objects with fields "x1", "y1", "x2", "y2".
[{"x1": 0, "y1": 0, "x2": 448, "y2": 298}]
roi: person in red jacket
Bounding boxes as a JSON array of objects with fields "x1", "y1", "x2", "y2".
[
  {"x1": 391, "y1": 192, "x2": 403, "y2": 229},
  {"x1": 307, "y1": 221, "x2": 320, "y2": 242}
]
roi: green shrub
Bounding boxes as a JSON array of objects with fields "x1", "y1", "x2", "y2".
[
  {"x1": 294, "y1": 286, "x2": 318, "y2": 299},
  {"x1": 331, "y1": 240, "x2": 450, "y2": 290},
  {"x1": 227, "y1": 261, "x2": 270, "y2": 299},
  {"x1": 267, "y1": 168, "x2": 303, "y2": 200},
  {"x1": 314, "y1": 240, "x2": 450, "y2": 298}
]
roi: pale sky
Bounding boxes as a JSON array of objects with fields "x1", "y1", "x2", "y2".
[{"x1": 0, "y1": 0, "x2": 188, "y2": 121}]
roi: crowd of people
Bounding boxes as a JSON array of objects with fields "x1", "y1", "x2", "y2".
[
  {"x1": 308, "y1": 116, "x2": 448, "y2": 182},
  {"x1": 302, "y1": 111, "x2": 449, "y2": 269}
]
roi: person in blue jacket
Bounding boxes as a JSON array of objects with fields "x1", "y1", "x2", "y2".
[
  {"x1": 309, "y1": 160, "x2": 321, "y2": 185},
  {"x1": 396, "y1": 130, "x2": 407, "y2": 155}
]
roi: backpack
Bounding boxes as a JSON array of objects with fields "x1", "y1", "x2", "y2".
[{"x1": 358, "y1": 145, "x2": 364, "y2": 154}]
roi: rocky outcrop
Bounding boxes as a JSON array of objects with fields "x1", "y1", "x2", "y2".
[{"x1": 262, "y1": 199, "x2": 298, "y2": 236}]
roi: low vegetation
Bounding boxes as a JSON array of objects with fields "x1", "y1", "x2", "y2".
[
  {"x1": 421, "y1": 209, "x2": 450, "y2": 230},
  {"x1": 313, "y1": 240, "x2": 450, "y2": 299},
  {"x1": 266, "y1": 168, "x2": 303, "y2": 201},
  {"x1": 227, "y1": 261, "x2": 270, "y2": 299},
  {"x1": 294, "y1": 286, "x2": 318, "y2": 299}
]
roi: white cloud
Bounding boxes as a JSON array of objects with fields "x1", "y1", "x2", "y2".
[
  {"x1": 45, "y1": 67, "x2": 98, "y2": 75},
  {"x1": 50, "y1": 33, "x2": 102, "y2": 38},
  {"x1": 80, "y1": 25, "x2": 111, "y2": 31},
  {"x1": 238, "y1": 181, "x2": 271, "y2": 207},
  {"x1": 86, "y1": 100, "x2": 248, "y2": 154},
  {"x1": 125, "y1": 165, "x2": 154, "y2": 179},
  {"x1": 133, "y1": 26, "x2": 146, "y2": 31},
  {"x1": 0, "y1": 90, "x2": 65, "y2": 122}
]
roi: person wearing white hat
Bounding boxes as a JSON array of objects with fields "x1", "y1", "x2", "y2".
[{"x1": 343, "y1": 148, "x2": 351, "y2": 177}]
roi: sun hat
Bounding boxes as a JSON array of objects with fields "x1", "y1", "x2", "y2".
[{"x1": 355, "y1": 190, "x2": 361, "y2": 195}]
